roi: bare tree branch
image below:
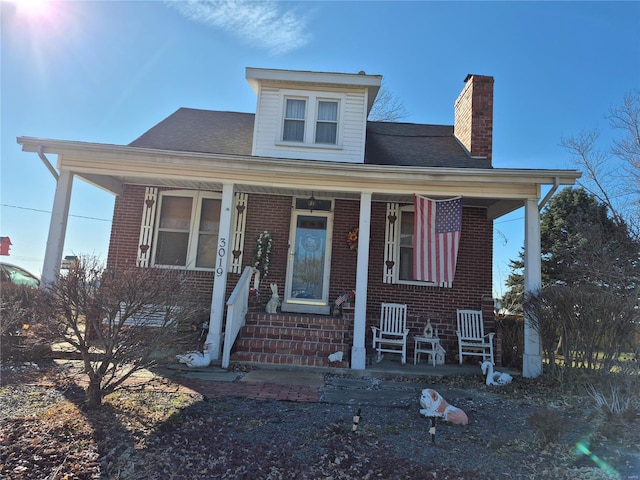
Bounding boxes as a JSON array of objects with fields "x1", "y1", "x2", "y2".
[
  {"x1": 368, "y1": 81, "x2": 409, "y2": 122},
  {"x1": 561, "y1": 90, "x2": 640, "y2": 238}
]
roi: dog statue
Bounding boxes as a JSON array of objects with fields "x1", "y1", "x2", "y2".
[{"x1": 419, "y1": 388, "x2": 468, "y2": 425}]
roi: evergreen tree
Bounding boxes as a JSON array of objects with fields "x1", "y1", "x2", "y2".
[{"x1": 502, "y1": 187, "x2": 639, "y2": 311}]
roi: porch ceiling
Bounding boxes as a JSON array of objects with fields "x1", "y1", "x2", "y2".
[{"x1": 18, "y1": 136, "x2": 580, "y2": 220}]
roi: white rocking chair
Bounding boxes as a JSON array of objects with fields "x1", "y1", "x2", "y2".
[
  {"x1": 456, "y1": 309, "x2": 495, "y2": 365},
  {"x1": 371, "y1": 303, "x2": 409, "y2": 365}
]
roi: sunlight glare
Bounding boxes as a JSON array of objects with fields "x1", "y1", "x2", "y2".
[{"x1": 7, "y1": 0, "x2": 54, "y2": 19}]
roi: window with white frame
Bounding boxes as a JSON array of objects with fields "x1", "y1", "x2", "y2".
[
  {"x1": 153, "y1": 191, "x2": 221, "y2": 269},
  {"x1": 280, "y1": 91, "x2": 342, "y2": 146},
  {"x1": 283, "y1": 98, "x2": 306, "y2": 142},
  {"x1": 398, "y1": 208, "x2": 415, "y2": 281},
  {"x1": 315, "y1": 100, "x2": 338, "y2": 144}
]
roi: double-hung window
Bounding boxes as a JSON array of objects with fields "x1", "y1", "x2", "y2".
[
  {"x1": 283, "y1": 98, "x2": 306, "y2": 142},
  {"x1": 398, "y1": 208, "x2": 415, "y2": 281},
  {"x1": 154, "y1": 191, "x2": 221, "y2": 269},
  {"x1": 280, "y1": 91, "x2": 342, "y2": 147},
  {"x1": 315, "y1": 100, "x2": 338, "y2": 144}
]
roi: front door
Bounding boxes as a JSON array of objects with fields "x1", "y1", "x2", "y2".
[{"x1": 283, "y1": 205, "x2": 333, "y2": 314}]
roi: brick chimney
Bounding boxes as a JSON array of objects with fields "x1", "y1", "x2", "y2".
[{"x1": 454, "y1": 74, "x2": 494, "y2": 164}]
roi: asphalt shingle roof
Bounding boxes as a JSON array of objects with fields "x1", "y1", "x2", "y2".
[{"x1": 129, "y1": 108, "x2": 491, "y2": 169}]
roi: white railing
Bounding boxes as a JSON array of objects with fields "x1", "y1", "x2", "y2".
[{"x1": 222, "y1": 266, "x2": 258, "y2": 368}]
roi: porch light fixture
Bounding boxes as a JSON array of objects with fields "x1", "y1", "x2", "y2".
[{"x1": 308, "y1": 192, "x2": 317, "y2": 212}]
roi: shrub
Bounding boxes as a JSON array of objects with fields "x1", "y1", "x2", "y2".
[
  {"x1": 0, "y1": 283, "x2": 47, "y2": 360},
  {"x1": 526, "y1": 407, "x2": 563, "y2": 445},
  {"x1": 524, "y1": 285, "x2": 639, "y2": 374},
  {"x1": 585, "y1": 361, "x2": 640, "y2": 420},
  {"x1": 36, "y1": 256, "x2": 208, "y2": 408}
]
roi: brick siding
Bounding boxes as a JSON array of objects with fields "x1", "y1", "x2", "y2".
[{"x1": 108, "y1": 187, "x2": 495, "y2": 363}]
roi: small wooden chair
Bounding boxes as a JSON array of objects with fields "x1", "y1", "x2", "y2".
[
  {"x1": 371, "y1": 303, "x2": 409, "y2": 364},
  {"x1": 456, "y1": 309, "x2": 495, "y2": 365}
]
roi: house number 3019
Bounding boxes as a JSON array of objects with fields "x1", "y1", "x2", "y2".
[{"x1": 216, "y1": 238, "x2": 227, "y2": 277}]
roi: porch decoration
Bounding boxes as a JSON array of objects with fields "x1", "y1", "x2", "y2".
[
  {"x1": 176, "y1": 343, "x2": 212, "y2": 368},
  {"x1": 347, "y1": 227, "x2": 359, "y2": 251},
  {"x1": 265, "y1": 283, "x2": 280, "y2": 314},
  {"x1": 413, "y1": 195, "x2": 462, "y2": 283},
  {"x1": 253, "y1": 231, "x2": 273, "y2": 277},
  {"x1": 419, "y1": 388, "x2": 468, "y2": 425},
  {"x1": 328, "y1": 351, "x2": 344, "y2": 362},
  {"x1": 423, "y1": 320, "x2": 435, "y2": 338},
  {"x1": 481, "y1": 361, "x2": 513, "y2": 386},
  {"x1": 335, "y1": 290, "x2": 356, "y2": 309}
]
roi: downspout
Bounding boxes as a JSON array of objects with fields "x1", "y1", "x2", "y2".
[
  {"x1": 38, "y1": 146, "x2": 59, "y2": 181},
  {"x1": 538, "y1": 176, "x2": 559, "y2": 211}
]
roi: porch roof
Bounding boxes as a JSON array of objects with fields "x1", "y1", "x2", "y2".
[{"x1": 17, "y1": 135, "x2": 581, "y2": 220}]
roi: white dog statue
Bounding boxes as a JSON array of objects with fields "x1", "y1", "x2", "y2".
[
  {"x1": 328, "y1": 351, "x2": 344, "y2": 363},
  {"x1": 265, "y1": 283, "x2": 280, "y2": 314},
  {"x1": 419, "y1": 388, "x2": 468, "y2": 425}
]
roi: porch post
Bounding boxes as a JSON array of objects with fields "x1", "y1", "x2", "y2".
[
  {"x1": 351, "y1": 191, "x2": 372, "y2": 370},
  {"x1": 523, "y1": 198, "x2": 542, "y2": 377},
  {"x1": 41, "y1": 169, "x2": 74, "y2": 288},
  {"x1": 206, "y1": 183, "x2": 235, "y2": 360}
]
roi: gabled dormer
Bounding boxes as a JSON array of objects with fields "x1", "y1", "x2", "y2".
[{"x1": 246, "y1": 67, "x2": 382, "y2": 163}]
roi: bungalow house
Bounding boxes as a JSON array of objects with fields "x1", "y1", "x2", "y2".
[{"x1": 18, "y1": 67, "x2": 580, "y2": 377}]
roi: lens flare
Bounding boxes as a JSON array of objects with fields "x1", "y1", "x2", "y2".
[{"x1": 575, "y1": 441, "x2": 621, "y2": 479}]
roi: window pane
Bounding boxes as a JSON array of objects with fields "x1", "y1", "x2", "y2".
[
  {"x1": 291, "y1": 216, "x2": 327, "y2": 300},
  {"x1": 317, "y1": 101, "x2": 337, "y2": 121},
  {"x1": 284, "y1": 99, "x2": 306, "y2": 141},
  {"x1": 196, "y1": 233, "x2": 216, "y2": 268},
  {"x1": 159, "y1": 197, "x2": 192, "y2": 230},
  {"x1": 285, "y1": 99, "x2": 306, "y2": 119},
  {"x1": 283, "y1": 120, "x2": 304, "y2": 141},
  {"x1": 399, "y1": 211, "x2": 414, "y2": 280},
  {"x1": 315, "y1": 122, "x2": 337, "y2": 144},
  {"x1": 199, "y1": 199, "x2": 221, "y2": 233},
  {"x1": 156, "y1": 231, "x2": 189, "y2": 266},
  {"x1": 316, "y1": 101, "x2": 337, "y2": 144},
  {"x1": 195, "y1": 199, "x2": 220, "y2": 268}
]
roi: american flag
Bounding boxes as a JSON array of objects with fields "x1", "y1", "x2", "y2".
[{"x1": 413, "y1": 195, "x2": 462, "y2": 283}]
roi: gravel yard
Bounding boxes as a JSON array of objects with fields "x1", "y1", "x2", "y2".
[{"x1": 1, "y1": 362, "x2": 638, "y2": 480}]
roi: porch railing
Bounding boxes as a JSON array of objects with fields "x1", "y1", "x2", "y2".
[{"x1": 222, "y1": 266, "x2": 258, "y2": 368}]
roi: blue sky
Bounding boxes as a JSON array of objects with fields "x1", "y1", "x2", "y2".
[{"x1": 1, "y1": 0, "x2": 639, "y2": 297}]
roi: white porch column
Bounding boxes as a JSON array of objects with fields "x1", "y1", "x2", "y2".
[
  {"x1": 206, "y1": 183, "x2": 235, "y2": 360},
  {"x1": 523, "y1": 198, "x2": 543, "y2": 378},
  {"x1": 351, "y1": 192, "x2": 372, "y2": 370},
  {"x1": 41, "y1": 169, "x2": 74, "y2": 288}
]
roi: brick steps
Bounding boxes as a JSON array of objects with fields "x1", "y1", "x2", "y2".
[
  {"x1": 230, "y1": 313, "x2": 352, "y2": 368},
  {"x1": 232, "y1": 352, "x2": 349, "y2": 369}
]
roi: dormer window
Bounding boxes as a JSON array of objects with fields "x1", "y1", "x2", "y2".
[
  {"x1": 279, "y1": 90, "x2": 344, "y2": 148},
  {"x1": 316, "y1": 101, "x2": 338, "y2": 144},
  {"x1": 283, "y1": 98, "x2": 306, "y2": 142}
]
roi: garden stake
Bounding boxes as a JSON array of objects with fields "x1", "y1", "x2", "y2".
[
  {"x1": 429, "y1": 417, "x2": 436, "y2": 443},
  {"x1": 352, "y1": 408, "x2": 361, "y2": 433}
]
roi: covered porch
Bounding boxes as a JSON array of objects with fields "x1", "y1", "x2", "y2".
[{"x1": 18, "y1": 136, "x2": 580, "y2": 378}]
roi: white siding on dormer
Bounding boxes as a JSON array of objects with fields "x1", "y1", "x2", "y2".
[{"x1": 252, "y1": 82, "x2": 367, "y2": 163}]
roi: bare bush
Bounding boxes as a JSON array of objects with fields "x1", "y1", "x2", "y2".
[
  {"x1": 586, "y1": 361, "x2": 640, "y2": 419},
  {"x1": 524, "y1": 285, "x2": 639, "y2": 375},
  {"x1": 37, "y1": 256, "x2": 208, "y2": 407},
  {"x1": 0, "y1": 283, "x2": 46, "y2": 360}
]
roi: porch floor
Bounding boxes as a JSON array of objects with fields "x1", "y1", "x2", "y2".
[
  {"x1": 219, "y1": 356, "x2": 491, "y2": 382},
  {"x1": 159, "y1": 358, "x2": 518, "y2": 406}
]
